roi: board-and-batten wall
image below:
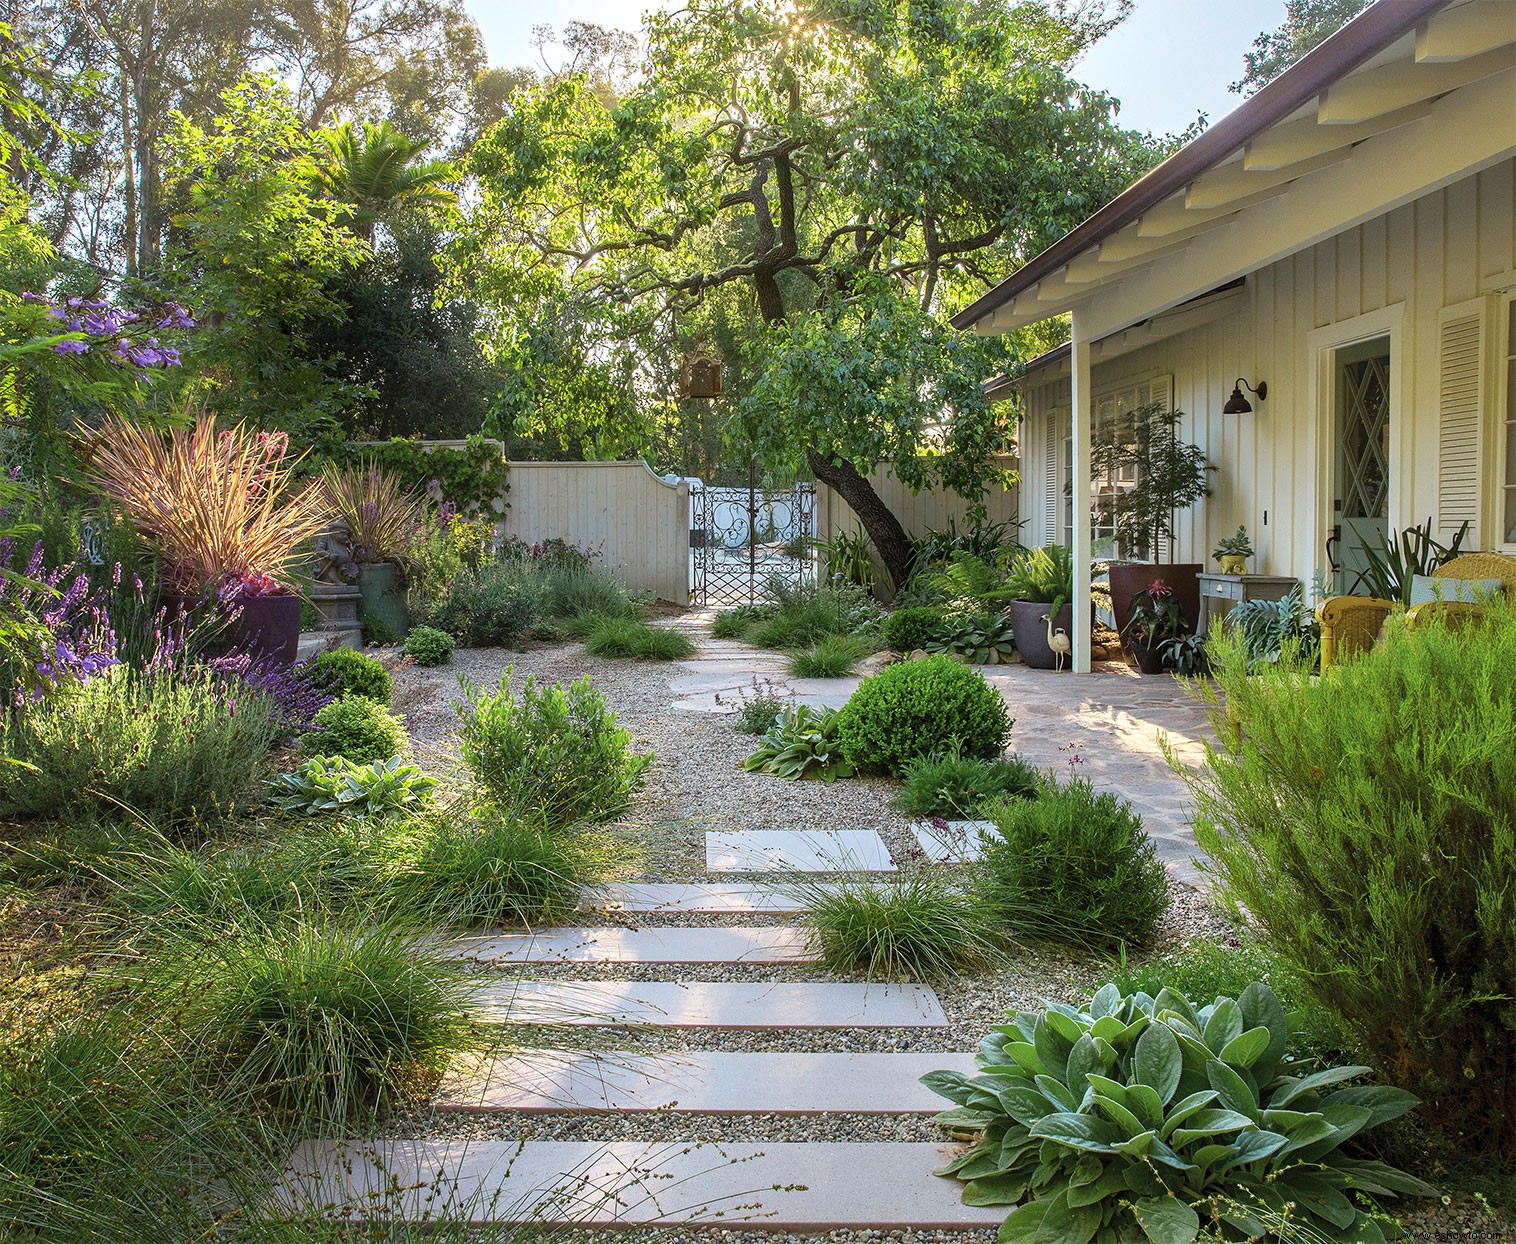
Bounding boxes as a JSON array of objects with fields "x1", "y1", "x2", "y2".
[
  {"x1": 1018, "y1": 159, "x2": 1516, "y2": 584},
  {"x1": 503, "y1": 461, "x2": 690, "y2": 603}
]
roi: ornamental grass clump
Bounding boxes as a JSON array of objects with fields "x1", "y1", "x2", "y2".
[
  {"x1": 583, "y1": 616, "x2": 696, "y2": 661},
  {"x1": 976, "y1": 777, "x2": 1169, "y2": 949},
  {"x1": 379, "y1": 801, "x2": 599, "y2": 928},
  {"x1": 320, "y1": 461, "x2": 425, "y2": 563},
  {"x1": 788, "y1": 633, "x2": 872, "y2": 677},
  {"x1": 1181, "y1": 608, "x2": 1516, "y2": 1152},
  {"x1": 895, "y1": 750, "x2": 1041, "y2": 818},
  {"x1": 789, "y1": 870, "x2": 1001, "y2": 980},
  {"x1": 455, "y1": 669, "x2": 651, "y2": 828},
  {"x1": 927, "y1": 982, "x2": 1434, "y2": 1243},
  {"x1": 161, "y1": 914, "x2": 475, "y2": 1121},
  {"x1": 835, "y1": 654, "x2": 1010, "y2": 775},
  {"x1": 0, "y1": 667, "x2": 283, "y2": 825}
]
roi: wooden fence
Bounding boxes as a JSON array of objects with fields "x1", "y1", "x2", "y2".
[
  {"x1": 502, "y1": 460, "x2": 690, "y2": 603},
  {"x1": 816, "y1": 460, "x2": 1021, "y2": 547}
]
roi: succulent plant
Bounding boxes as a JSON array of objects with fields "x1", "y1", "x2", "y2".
[{"x1": 925, "y1": 982, "x2": 1435, "y2": 1243}]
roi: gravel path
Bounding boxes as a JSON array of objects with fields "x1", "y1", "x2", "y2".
[{"x1": 380, "y1": 628, "x2": 1497, "y2": 1241}]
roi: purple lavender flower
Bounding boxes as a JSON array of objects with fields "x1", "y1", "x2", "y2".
[{"x1": 52, "y1": 339, "x2": 89, "y2": 356}]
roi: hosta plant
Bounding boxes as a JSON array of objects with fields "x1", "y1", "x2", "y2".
[
  {"x1": 926, "y1": 610, "x2": 1018, "y2": 663},
  {"x1": 743, "y1": 704, "x2": 855, "y2": 782},
  {"x1": 926, "y1": 982, "x2": 1434, "y2": 1243},
  {"x1": 267, "y1": 755, "x2": 438, "y2": 818}
]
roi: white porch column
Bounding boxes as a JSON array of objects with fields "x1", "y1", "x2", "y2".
[{"x1": 1070, "y1": 311, "x2": 1092, "y2": 675}]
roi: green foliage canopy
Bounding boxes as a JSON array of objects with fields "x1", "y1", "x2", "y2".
[{"x1": 452, "y1": 0, "x2": 1160, "y2": 584}]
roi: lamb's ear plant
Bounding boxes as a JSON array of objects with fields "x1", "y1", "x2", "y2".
[{"x1": 926, "y1": 982, "x2": 1435, "y2": 1243}]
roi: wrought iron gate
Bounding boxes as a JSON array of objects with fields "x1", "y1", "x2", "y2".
[{"x1": 690, "y1": 482, "x2": 817, "y2": 605}]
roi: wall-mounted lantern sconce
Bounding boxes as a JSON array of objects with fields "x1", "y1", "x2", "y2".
[{"x1": 1223, "y1": 377, "x2": 1267, "y2": 414}]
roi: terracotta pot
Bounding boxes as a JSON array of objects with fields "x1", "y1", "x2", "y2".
[
  {"x1": 357, "y1": 561, "x2": 410, "y2": 643},
  {"x1": 1010, "y1": 599, "x2": 1075, "y2": 671}
]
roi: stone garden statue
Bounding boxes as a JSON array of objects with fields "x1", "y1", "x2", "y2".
[{"x1": 313, "y1": 519, "x2": 360, "y2": 585}]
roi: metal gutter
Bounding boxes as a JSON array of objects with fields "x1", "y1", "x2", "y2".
[{"x1": 951, "y1": 0, "x2": 1454, "y2": 330}]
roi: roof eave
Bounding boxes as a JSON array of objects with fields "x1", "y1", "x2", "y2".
[{"x1": 951, "y1": 0, "x2": 1453, "y2": 332}]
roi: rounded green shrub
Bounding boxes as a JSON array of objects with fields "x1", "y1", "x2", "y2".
[
  {"x1": 880, "y1": 606, "x2": 946, "y2": 653},
  {"x1": 304, "y1": 696, "x2": 407, "y2": 765},
  {"x1": 310, "y1": 648, "x2": 392, "y2": 705},
  {"x1": 402, "y1": 625, "x2": 455, "y2": 667},
  {"x1": 454, "y1": 669, "x2": 651, "y2": 828},
  {"x1": 976, "y1": 776, "x2": 1169, "y2": 948},
  {"x1": 835, "y1": 654, "x2": 1010, "y2": 774}
]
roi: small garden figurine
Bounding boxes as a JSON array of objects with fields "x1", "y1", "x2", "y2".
[{"x1": 1212, "y1": 525, "x2": 1254, "y2": 574}]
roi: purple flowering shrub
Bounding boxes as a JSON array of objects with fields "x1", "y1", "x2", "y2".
[
  {"x1": 19, "y1": 291, "x2": 193, "y2": 370},
  {"x1": 206, "y1": 653, "x2": 332, "y2": 737}
]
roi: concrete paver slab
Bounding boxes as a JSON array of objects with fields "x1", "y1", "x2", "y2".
[
  {"x1": 474, "y1": 980, "x2": 948, "y2": 1028},
  {"x1": 272, "y1": 1139, "x2": 1005, "y2": 1228},
  {"x1": 446, "y1": 926, "x2": 814, "y2": 965},
  {"x1": 437, "y1": 1050, "x2": 977, "y2": 1114},
  {"x1": 911, "y1": 821, "x2": 992, "y2": 863},
  {"x1": 580, "y1": 883, "x2": 809, "y2": 914},
  {"x1": 705, "y1": 829, "x2": 894, "y2": 873}
]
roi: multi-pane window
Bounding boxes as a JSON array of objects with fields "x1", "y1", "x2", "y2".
[{"x1": 1064, "y1": 377, "x2": 1172, "y2": 557}]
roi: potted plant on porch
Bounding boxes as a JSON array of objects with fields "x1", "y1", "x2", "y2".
[
  {"x1": 1003, "y1": 544, "x2": 1074, "y2": 670},
  {"x1": 1121, "y1": 577, "x2": 1192, "y2": 675},
  {"x1": 85, "y1": 412, "x2": 331, "y2": 665},
  {"x1": 1090, "y1": 399, "x2": 1212, "y2": 639},
  {"x1": 321, "y1": 461, "x2": 425, "y2": 643}
]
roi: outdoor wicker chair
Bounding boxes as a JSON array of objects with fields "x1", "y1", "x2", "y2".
[{"x1": 1316, "y1": 551, "x2": 1516, "y2": 669}]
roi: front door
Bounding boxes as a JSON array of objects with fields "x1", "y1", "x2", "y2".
[{"x1": 1332, "y1": 337, "x2": 1392, "y2": 592}]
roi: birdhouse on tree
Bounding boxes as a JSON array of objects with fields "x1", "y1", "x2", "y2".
[{"x1": 680, "y1": 350, "x2": 723, "y2": 399}]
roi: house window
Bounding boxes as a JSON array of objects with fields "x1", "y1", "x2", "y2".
[
  {"x1": 1503, "y1": 296, "x2": 1516, "y2": 548},
  {"x1": 1065, "y1": 376, "x2": 1172, "y2": 557}
]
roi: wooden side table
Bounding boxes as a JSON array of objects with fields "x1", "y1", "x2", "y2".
[{"x1": 1196, "y1": 573, "x2": 1301, "y2": 636}]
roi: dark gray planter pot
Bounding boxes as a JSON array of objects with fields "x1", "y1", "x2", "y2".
[{"x1": 1010, "y1": 599, "x2": 1075, "y2": 671}]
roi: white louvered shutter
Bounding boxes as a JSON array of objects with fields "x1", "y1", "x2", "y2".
[
  {"x1": 1437, "y1": 299, "x2": 1487, "y2": 545},
  {"x1": 1043, "y1": 410, "x2": 1062, "y2": 546}
]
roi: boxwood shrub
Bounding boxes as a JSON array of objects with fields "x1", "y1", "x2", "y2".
[
  {"x1": 835, "y1": 655, "x2": 1010, "y2": 775},
  {"x1": 880, "y1": 606, "x2": 947, "y2": 653},
  {"x1": 310, "y1": 648, "x2": 392, "y2": 705}
]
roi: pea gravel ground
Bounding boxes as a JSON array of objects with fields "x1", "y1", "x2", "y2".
[{"x1": 384, "y1": 630, "x2": 1507, "y2": 1243}]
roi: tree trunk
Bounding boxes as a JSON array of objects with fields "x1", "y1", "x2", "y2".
[
  {"x1": 754, "y1": 269, "x2": 913, "y2": 593},
  {"x1": 808, "y1": 451, "x2": 914, "y2": 592}
]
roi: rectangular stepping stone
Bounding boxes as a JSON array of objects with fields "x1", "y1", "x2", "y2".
[
  {"x1": 706, "y1": 829, "x2": 894, "y2": 873},
  {"x1": 580, "y1": 883, "x2": 809, "y2": 914},
  {"x1": 445, "y1": 926, "x2": 814, "y2": 965},
  {"x1": 911, "y1": 820, "x2": 993, "y2": 863},
  {"x1": 271, "y1": 1140, "x2": 1006, "y2": 1228},
  {"x1": 474, "y1": 980, "x2": 948, "y2": 1028},
  {"x1": 438, "y1": 1050, "x2": 978, "y2": 1114}
]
